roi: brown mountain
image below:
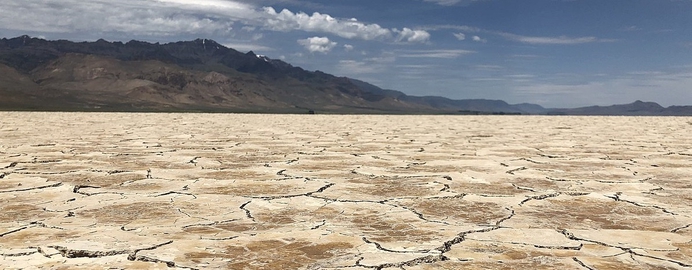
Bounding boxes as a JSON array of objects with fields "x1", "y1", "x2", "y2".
[
  {"x1": 0, "y1": 36, "x2": 433, "y2": 113},
  {"x1": 0, "y1": 35, "x2": 544, "y2": 114}
]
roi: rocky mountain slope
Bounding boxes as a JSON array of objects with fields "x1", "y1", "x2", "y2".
[{"x1": 0, "y1": 35, "x2": 541, "y2": 114}]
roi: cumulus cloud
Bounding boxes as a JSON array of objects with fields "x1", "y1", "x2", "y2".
[
  {"x1": 263, "y1": 7, "x2": 390, "y2": 40},
  {"x1": 263, "y1": 7, "x2": 430, "y2": 43},
  {"x1": 298, "y1": 36, "x2": 337, "y2": 53},
  {"x1": 0, "y1": 0, "x2": 429, "y2": 43},
  {"x1": 394, "y1": 28, "x2": 431, "y2": 43},
  {"x1": 472, "y1": 35, "x2": 487, "y2": 43},
  {"x1": 453, "y1": 33, "x2": 466, "y2": 40},
  {"x1": 344, "y1": 44, "x2": 354, "y2": 51}
]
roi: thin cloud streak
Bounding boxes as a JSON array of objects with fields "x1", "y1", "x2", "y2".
[
  {"x1": 222, "y1": 43, "x2": 274, "y2": 52},
  {"x1": 425, "y1": 24, "x2": 610, "y2": 45},
  {"x1": 422, "y1": 0, "x2": 487, "y2": 6},
  {"x1": 497, "y1": 32, "x2": 600, "y2": 45},
  {"x1": 398, "y1": 49, "x2": 475, "y2": 58}
]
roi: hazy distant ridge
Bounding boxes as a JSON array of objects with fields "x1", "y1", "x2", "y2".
[{"x1": 548, "y1": 100, "x2": 692, "y2": 116}]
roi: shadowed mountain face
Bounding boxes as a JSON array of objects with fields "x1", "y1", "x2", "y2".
[{"x1": 0, "y1": 36, "x2": 545, "y2": 114}]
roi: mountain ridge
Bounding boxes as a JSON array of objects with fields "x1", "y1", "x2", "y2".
[{"x1": 1, "y1": 35, "x2": 690, "y2": 115}]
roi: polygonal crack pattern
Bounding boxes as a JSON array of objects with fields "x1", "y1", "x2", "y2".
[{"x1": 1, "y1": 112, "x2": 692, "y2": 269}]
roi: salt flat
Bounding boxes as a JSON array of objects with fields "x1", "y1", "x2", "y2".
[{"x1": 1, "y1": 112, "x2": 691, "y2": 269}]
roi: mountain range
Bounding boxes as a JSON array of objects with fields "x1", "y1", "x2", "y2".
[{"x1": 1, "y1": 35, "x2": 691, "y2": 115}]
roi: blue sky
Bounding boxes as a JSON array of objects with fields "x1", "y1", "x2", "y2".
[{"x1": 2, "y1": 0, "x2": 691, "y2": 108}]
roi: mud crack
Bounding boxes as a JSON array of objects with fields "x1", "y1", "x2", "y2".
[
  {"x1": 250, "y1": 183, "x2": 335, "y2": 200},
  {"x1": 0, "y1": 182, "x2": 63, "y2": 193},
  {"x1": 506, "y1": 166, "x2": 528, "y2": 175},
  {"x1": 362, "y1": 237, "x2": 432, "y2": 254},
  {"x1": 572, "y1": 257, "x2": 596, "y2": 270},
  {"x1": 50, "y1": 246, "x2": 130, "y2": 258},
  {"x1": 605, "y1": 192, "x2": 677, "y2": 215},
  {"x1": 239, "y1": 201, "x2": 255, "y2": 222},
  {"x1": 559, "y1": 229, "x2": 692, "y2": 267},
  {"x1": 182, "y1": 219, "x2": 239, "y2": 229},
  {"x1": 519, "y1": 192, "x2": 561, "y2": 206},
  {"x1": 495, "y1": 208, "x2": 515, "y2": 226},
  {"x1": 356, "y1": 254, "x2": 449, "y2": 270},
  {"x1": 436, "y1": 227, "x2": 501, "y2": 254},
  {"x1": 155, "y1": 191, "x2": 198, "y2": 199},
  {"x1": 0, "y1": 249, "x2": 39, "y2": 257},
  {"x1": 672, "y1": 224, "x2": 692, "y2": 233},
  {"x1": 0, "y1": 221, "x2": 62, "y2": 237},
  {"x1": 2, "y1": 162, "x2": 18, "y2": 169}
]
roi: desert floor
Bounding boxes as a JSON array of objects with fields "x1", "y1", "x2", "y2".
[{"x1": 1, "y1": 112, "x2": 692, "y2": 269}]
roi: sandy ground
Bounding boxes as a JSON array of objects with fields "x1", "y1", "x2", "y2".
[{"x1": 1, "y1": 112, "x2": 692, "y2": 269}]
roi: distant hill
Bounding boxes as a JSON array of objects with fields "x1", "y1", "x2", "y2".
[
  {"x1": 547, "y1": 100, "x2": 692, "y2": 116},
  {"x1": 347, "y1": 78, "x2": 545, "y2": 114},
  {"x1": 0, "y1": 35, "x2": 545, "y2": 114}
]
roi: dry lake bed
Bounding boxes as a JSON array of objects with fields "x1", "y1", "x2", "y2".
[{"x1": 1, "y1": 112, "x2": 692, "y2": 269}]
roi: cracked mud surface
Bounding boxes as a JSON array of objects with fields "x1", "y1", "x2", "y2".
[{"x1": 1, "y1": 112, "x2": 692, "y2": 269}]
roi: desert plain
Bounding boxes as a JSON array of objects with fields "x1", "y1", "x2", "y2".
[{"x1": 1, "y1": 112, "x2": 692, "y2": 269}]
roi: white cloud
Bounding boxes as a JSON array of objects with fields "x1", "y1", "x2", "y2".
[
  {"x1": 424, "y1": 0, "x2": 462, "y2": 5},
  {"x1": 156, "y1": 0, "x2": 253, "y2": 11},
  {"x1": 337, "y1": 60, "x2": 378, "y2": 74},
  {"x1": 0, "y1": 0, "x2": 429, "y2": 44},
  {"x1": 344, "y1": 44, "x2": 354, "y2": 51},
  {"x1": 422, "y1": 0, "x2": 485, "y2": 6},
  {"x1": 399, "y1": 49, "x2": 475, "y2": 58},
  {"x1": 472, "y1": 35, "x2": 487, "y2": 43},
  {"x1": 498, "y1": 32, "x2": 601, "y2": 45},
  {"x1": 222, "y1": 42, "x2": 273, "y2": 52},
  {"x1": 0, "y1": 0, "x2": 251, "y2": 35},
  {"x1": 395, "y1": 28, "x2": 431, "y2": 43},
  {"x1": 337, "y1": 52, "x2": 396, "y2": 76},
  {"x1": 263, "y1": 7, "x2": 390, "y2": 40},
  {"x1": 506, "y1": 74, "x2": 535, "y2": 79},
  {"x1": 475, "y1": 65, "x2": 503, "y2": 70},
  {"x1": 263, "y1": 7, "x2": 429, "y2": 43},
  {"x1": 366, "y1": 52, "x2": 397, "y2": 63},
  {"x1": 424, "y1": 25, "x2": 481, "y2": 32},
  {"x1": 621, "y1": 25, "x2": 642, "y2": 32},
  {"x1": 298, "y1": 36, "x2": 337, "y2": 53},
  {"x1": 511, "y1": 54, "x2": 542, "y2": 58},
  {"x1": 429, "y1": 24, "x2": 610, "y2": 45},
  {"x1": 260, "y1": 8, "x2": 409, "y2": 44},
  {"x1": 453, "y1": 33, "x2": 466, "y2": 40}
]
